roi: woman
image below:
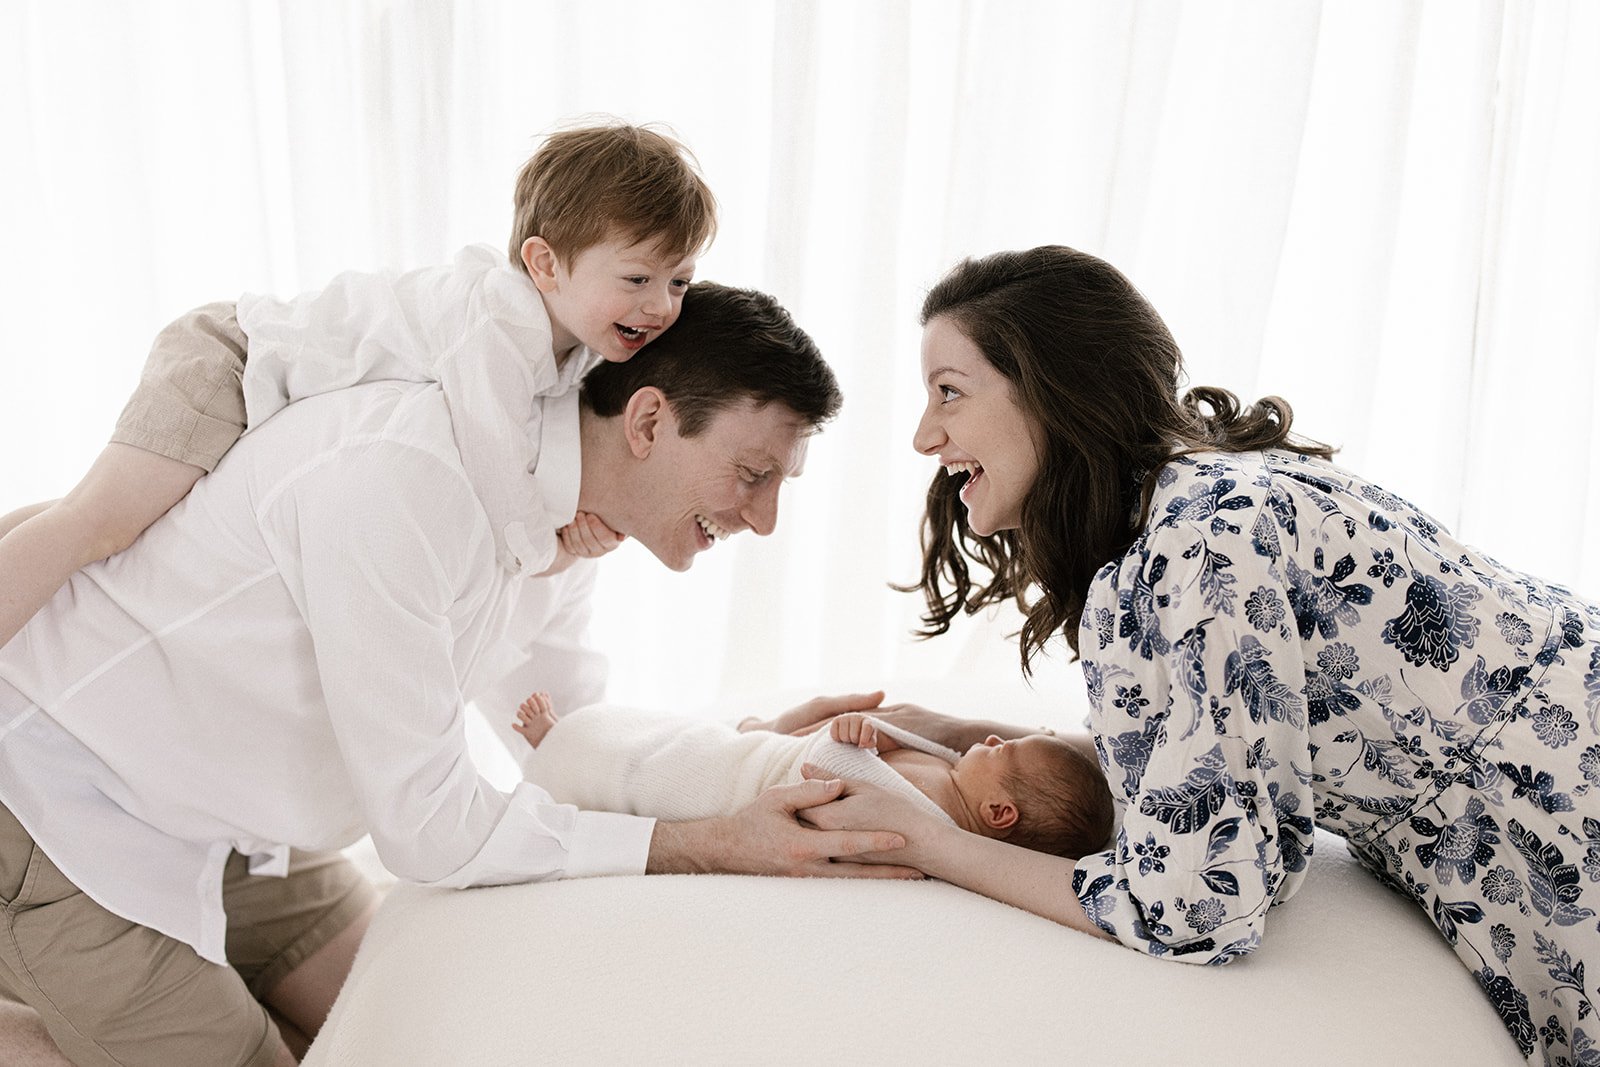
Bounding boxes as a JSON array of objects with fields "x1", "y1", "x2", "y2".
[{"x1": 801, "y1": 246, "x2": 1600, "y2": 1064}]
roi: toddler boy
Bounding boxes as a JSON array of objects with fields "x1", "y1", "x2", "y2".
[
  {"x1": 513, "y1": 693, "x2": 1114, "y2": 860},
  {"x1": 0, "y1": 120, "x2": 715, "y2": 648}
]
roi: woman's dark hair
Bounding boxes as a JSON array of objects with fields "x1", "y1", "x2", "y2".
[
  {"x1": 582, "y1": 282, "x2": 841, "y2": 434},
  {"x1": 905, "y1": 246, "x2": 1332, "y2": 673}
]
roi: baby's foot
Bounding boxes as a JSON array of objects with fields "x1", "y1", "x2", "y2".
[{"x1": 512, "y1": 692, "x2": 559, "y2": 748}]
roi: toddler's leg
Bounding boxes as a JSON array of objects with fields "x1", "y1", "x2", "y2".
[
  {"x1": 0, "y1": 302, "x2": 247, "y2": 651},
  {"x1": 0, "y1": 445, "x2": 203, "y2": 649}
]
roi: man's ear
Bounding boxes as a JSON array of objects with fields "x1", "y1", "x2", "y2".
[
  {"x1": 982, "y1": 797, "x2": 1019, "y2": 833},
  {"x1": 622, "y1": 387, "x2": 672, "y2": 460},
  {"x1": 521, "y1": 236, "x2": 561, "y2": 293}
]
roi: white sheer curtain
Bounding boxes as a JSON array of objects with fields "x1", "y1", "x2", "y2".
[{"x1": 3, "y1": 0, "x2": 1595, "y2": 714}]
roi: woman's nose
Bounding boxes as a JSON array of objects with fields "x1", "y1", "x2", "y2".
[{"x1": 912, "y1": 404, "x2": 943, "y2": 455}]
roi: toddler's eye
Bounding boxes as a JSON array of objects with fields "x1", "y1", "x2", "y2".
[
  {"x1": 625, "y1": 275, "x2": 649, "y2": 285},
  {"x1": 671, "y1": 278, "x2": 692, "y2": 290}
]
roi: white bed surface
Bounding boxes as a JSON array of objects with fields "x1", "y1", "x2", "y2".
[{"x1": 307, "y1": 829, "x2": 1520, "y2": 1066}]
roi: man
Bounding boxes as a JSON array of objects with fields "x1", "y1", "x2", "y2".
[{"x1": 0, "y1": 283, "x2": 906, "y2": 1066}]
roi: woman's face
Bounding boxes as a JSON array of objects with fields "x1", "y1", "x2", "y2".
[{"x1": 912, "y1": 316, "x2": 1041, "y2": 536}]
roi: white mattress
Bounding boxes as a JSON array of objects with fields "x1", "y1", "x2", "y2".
[{"x1": 306, "y1": 829, "x2": 1521, "y2": 1065}]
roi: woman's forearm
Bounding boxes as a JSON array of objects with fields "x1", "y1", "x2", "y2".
[{"x1": 918, "y1": 823, "x2": 1116, "y2": 940}]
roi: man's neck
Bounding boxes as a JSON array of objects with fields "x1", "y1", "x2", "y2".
[{"x1": 574, "y1": 406, "x2": 617, "y2": 521}]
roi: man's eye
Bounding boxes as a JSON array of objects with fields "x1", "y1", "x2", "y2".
[{"x1": 739, "y1": 467, "x2": 768, "y2": 484}]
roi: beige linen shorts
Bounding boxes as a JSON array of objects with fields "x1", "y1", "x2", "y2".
[
  {"x1": 0, "y1": 801, "x2": 377, "y2": 1067},
  {"x1": 110, "y1": 301, "x2": 249, "y2": 472}
]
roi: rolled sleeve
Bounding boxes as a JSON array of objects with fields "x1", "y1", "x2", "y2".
[{"x1": 423, "y1": 783, "x2": 654, "y2": 887}]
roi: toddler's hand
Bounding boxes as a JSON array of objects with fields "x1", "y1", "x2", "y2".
[
  {"x1": 557, "y1": 511, "x2": 624, "y2": 559},
  {"x1": 512, "y1": 691, "x2": 559, "y2": 749},
  {"x1": 829, "y1": 713, "x2": 900, "y2": 752}
]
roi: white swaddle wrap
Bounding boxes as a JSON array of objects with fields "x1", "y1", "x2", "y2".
[{"x1": 525, "y1": 705, "x2": 957, "y2": 826}]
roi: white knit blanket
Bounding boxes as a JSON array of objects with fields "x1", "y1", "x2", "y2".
[{"x1": 524, "y1": 704, "x2": 956, "y2": 825}]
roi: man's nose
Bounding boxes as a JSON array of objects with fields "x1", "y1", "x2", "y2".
[{"x1": 744, "y1": 483, "x2": 780, "y2": 537}]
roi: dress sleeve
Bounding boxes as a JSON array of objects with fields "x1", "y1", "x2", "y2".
[
  {"x1": 259, "y1": 442, "x2": 652, "y2": 886},
  {"x1": 1075, "y1": 495, "x2": 1316, "y2": 963}
]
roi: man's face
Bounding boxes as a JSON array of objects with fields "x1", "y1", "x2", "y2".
[{"x1": 627, "y1": 397, "x2": 811, "y2": 572}]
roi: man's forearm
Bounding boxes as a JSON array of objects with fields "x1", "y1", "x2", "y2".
[{"x1": 645, "y1": 818, "x2": 726, "y2": 874}]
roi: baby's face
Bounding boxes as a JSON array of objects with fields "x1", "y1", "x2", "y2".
[{"x1": 950, "y1": 734, "x2": 1057, "y2": 801}]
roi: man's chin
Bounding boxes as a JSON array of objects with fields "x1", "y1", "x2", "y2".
[{"x1": 640, "y1": 542, "x2": 695, "y2": 573}]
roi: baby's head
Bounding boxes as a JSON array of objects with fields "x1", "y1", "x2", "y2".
[
  {"x1": 508, "y1": 119, "x2": 718, "y2": 363},
  {"x1": 950, "y1": 734, "x2": 1113, "y2": 859}
]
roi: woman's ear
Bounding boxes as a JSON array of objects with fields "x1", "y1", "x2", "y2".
[
  {"x1": 521, "y1": 236, "x2": 561, "y2": 293},
  {"x1": 983, "y1": 797, "x2": 1019, "y2": 832},
  {"x1": 622, "y1": 387, "x2": 672, "y2": 460}
]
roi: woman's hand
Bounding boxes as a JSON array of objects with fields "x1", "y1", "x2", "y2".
[
  {"x1": 799, "y1": 766, "x2": 1115, "y2": 938},
  {"x1": 795, "y1": 765, "x2": 951, "y2": 870},
  {"x1": 737, "y1": 690, "x2": 886, "y2": 734}
]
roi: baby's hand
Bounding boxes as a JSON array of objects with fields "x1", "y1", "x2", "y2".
[
  {"x1": 512, "y1": 691, "x2": 559, "y2": 749},
  {"x1": 558, "y1": 511, "x2": 624, "y2": 559},
  {"x1": 829, "y1": 713, "x2": 900, "y2": 752}
]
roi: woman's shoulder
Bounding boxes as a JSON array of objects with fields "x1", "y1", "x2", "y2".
[
  {"x1": 1144, "y1": 448, "x2": 1407, "y2": 530},
  {"x1": 1094, "y1": 449, "x2": 1340, "y2": 589}
]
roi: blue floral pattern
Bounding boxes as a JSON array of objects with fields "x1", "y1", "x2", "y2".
[{"x1": 1077, "y1": 450, "x2": 1600, "y2": 1065}]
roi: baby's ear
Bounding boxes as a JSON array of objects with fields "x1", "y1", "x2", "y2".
[{"x1": 982, "y1": 798, "x2": 1019, "y2": 832}]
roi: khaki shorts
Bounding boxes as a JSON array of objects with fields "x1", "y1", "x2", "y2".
[
  {"x1": 0, "y1": 801, "x2": 376, "y2": 1067},
  {"x1": 110, "y1": 301, "x2": 249, "y2": 472}
]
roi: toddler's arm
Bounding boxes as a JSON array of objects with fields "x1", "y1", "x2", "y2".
[
  {"x1": 0, "y1": 443, "x2": 203, "y2": 649},
  {"x1": 533, "y1": 511, "x2": 626, "y2": 578},
  {"x1": 511, "y1": 691, "x2": 559, "y2": 748}
]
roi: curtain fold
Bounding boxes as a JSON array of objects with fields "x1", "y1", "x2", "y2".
[{"x1": 2, "y1": 0, "x2": 1594, "y2": 712}]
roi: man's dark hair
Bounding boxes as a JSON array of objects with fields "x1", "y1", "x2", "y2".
[{"x1": 581, "y1": 283, "x2": 841, "y2": 435}]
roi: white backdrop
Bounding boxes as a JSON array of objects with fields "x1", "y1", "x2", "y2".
[{"x1": 2, "y1": 0, "x2": 1596, "y2": 716}]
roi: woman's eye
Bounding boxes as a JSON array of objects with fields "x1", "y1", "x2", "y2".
[{"x1": 938, "y1": 385, "x2": 962, "y2": 402}]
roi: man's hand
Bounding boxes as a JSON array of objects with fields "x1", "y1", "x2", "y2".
[
  {"x1": 645, "y1": 778, "x2": 922, "y2": 879},
  {"x1": 829, "y1": 712, "x2": 900, "y2": 752},
  {"x1": 738, "y1": 690, "x2": 886, "y2": 735}
]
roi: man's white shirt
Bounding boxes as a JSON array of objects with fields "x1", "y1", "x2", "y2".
[{"x1": 0, "y1": 379, "x2": 652, "y2": 965}]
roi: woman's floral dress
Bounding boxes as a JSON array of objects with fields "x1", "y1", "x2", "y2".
[{"x1": 1075, "y1": 449, "x2": 1600, "y2": 1065}]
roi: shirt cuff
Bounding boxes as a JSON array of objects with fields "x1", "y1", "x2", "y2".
[{"x1": 565, "y1": 809, "x2": 655, "y2": 878}]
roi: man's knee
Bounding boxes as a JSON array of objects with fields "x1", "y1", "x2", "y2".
[{"x1": 0, "y1": 808, "x2": 287, "y2": 1067}]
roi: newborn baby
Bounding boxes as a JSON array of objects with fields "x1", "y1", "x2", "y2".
[{"x1": 514, "y1": 693, "x2": 1113, "y2": 859}]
